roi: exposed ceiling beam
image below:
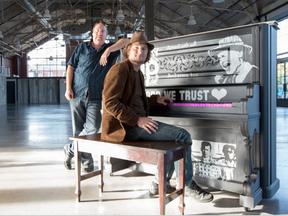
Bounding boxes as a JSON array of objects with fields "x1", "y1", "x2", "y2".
[{"x1": 15, "y1": 0, "x2": 53, "y2": 31}]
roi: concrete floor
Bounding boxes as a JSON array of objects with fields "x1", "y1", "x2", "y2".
[{"x1": 0, "y1": 104, "x2": 287, "y2": 215}]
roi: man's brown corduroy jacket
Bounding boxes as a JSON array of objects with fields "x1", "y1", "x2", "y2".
[{"x1": 101, "y1": 59, "x2": 158, "y2": 142}]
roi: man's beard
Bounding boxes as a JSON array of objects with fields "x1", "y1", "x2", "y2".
[{"x1": 130, "y1": 55, "x2": 146, "y2": 64}]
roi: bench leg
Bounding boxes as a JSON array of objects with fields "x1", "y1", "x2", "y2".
[
  {"x1": 98, "y1": 155, "x2": 104, "y2": 195},
  {"x1": 178, "y1": 148, "x2": 186, "y2": 215},
  {"x1": 158, "y1": 154, "x2": 167, "y2": 215},
  {"x1": 74, "y1": 141, "x2": 82, "y2": 202}
]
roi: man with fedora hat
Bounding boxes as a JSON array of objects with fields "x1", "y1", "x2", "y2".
[
  {"x1": 101, "y1": 32, "x2": 214, "y2": 203},
  {"x1": 208, "y1": 35, "x2": 258, "y2": 84}
]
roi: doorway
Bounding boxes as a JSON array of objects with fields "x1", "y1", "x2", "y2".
[{"x1": 7, "y1": 80, "x2": 16, "y2": 104}]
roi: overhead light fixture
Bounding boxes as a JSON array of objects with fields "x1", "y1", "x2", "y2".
[
  {"x1": 187, "y1": 6, "x2": 196, "y2": 25},
  {"x1": 213, "y1": 0, "x2": 225, "y2": 3},
  {"x1": 116, "y1": 0, "x2": 125, "y2": 20},
  {"x1": 43, "y1": 9, "x2": 51, "y2": 20},
  {"x1": 49, "y1": 56, "x2": 53, "y2": 61},
  {"x1": 43, "y1": 0, "x2": 51, "y2": 20},
  {"x1": 0, "y1": 30, "x2": 3, "y2": 40},
  {"x1": 15, "y1": 41, "x2": 21, "y2": 49},
  {"x1": 172, "y1": 30, "x2": 178, "y2": 37},
  {"x1": 27, "y1": 56, "x2": 31, "y2": 61},
  {"x1": 56, "y1": 26, "x2": 63, "y2": 34},
  {"x1": 29, "y1": 40, "x2": 34, "y2": 47},
  {"x1": 187, "y1": 15, "x2": 196, "y2": 25},
  {"x1": 115, "y1": 26, "x2": 122, "y2": 34},
  {"x1": 65, "y1": 38, "x2": 70, "y2": 45},
  {"x1": 116, "y1": 10, "x2": 125, "y2": 20}
]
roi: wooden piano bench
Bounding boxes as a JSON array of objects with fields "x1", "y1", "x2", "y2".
[{"x1": 70, "y1": 133, "x2": 191, "y2": 215}]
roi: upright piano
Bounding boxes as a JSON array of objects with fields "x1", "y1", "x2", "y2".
[
  {"x1": 106, "y1": 21, "x2": 279, "y2": 211},
  {"x1": 142, "y1": 21, "x2": 279, "y2": 211}
]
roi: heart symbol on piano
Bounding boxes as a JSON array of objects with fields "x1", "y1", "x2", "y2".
[{"x1": 211, "y1": 89, "x2": 227, "y2": 101}]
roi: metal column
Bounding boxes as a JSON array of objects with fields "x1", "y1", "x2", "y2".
[{"x1": 145, "y1": 0, "x2": 154, "y2": 41}]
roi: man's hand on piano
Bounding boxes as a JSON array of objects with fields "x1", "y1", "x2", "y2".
[
  {"x1": 137, "y1": 117, "x2": 158, "y2": 134},
  {"x1": 157, "y1": 96, "x2": 173, "y2": 106}
]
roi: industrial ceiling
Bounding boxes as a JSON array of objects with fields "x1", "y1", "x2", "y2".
[{"x1": 0, "y1": 0, "x2": 287, "y2": 58}]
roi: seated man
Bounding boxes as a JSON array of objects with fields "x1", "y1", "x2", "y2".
[{"x1": 101, "y1": 32, "x2": 214, "y2": 203}]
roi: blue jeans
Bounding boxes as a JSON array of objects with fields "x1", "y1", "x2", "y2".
[
  {"x1": 125, "y1": 121, "x2": 193, "y2": 187},
  {"x1": 67, "y1": 97, "x2": 102, "y2": 157}
]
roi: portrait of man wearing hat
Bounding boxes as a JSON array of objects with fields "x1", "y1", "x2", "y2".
[
  {"x1": 101, "y1": 32, "x2": 214, "y2": 203},
  {"x1": 208, "y1": 35, "x2": 258, "y2": 84}
]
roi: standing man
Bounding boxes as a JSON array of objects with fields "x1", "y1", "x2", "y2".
[
  {"x1": 64, "y1": 20, "x2": 130, "y2": 172},
  {"x1": 101, "y1": 32, "x2": 214, "y2": 203}
]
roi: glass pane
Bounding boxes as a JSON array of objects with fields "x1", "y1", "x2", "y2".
[
  {"x1": 27, "y1": 35, "x2": 66, "y2": 77},
  {"x1": 277, "y1": 18, "x2": 288, "y2": 59},
  {"x1": 277, "y1": 63, "x2": 285, "y2": 99},
  {"x1": 286, "y1": 62, "x2": 288, "y2": 99}
]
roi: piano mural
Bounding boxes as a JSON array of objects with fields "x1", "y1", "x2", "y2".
[{"x1": 142, "y1": 21, "x2": 279, "y2": 211}]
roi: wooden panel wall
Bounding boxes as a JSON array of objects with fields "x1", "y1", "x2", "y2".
[
  {"x1": 14, "y1": 77, "x2": 67, "y2": 104},
  {"x1": 59, "y1": 79, "x2": 68, "y2": 104},
  {"x1": 29, "y1": 79, "x2": 39, "y2": 103},
  {"x1": 38, "y1": 79, "x2": 59, "y2": 104},
  {"x1": 17, "y1": 78, "x2": 29, "y2": 104}
]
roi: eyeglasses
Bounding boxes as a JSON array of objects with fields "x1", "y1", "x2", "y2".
[{"x1": 94, "y1": 29, "x2": 106, "y2": 34}]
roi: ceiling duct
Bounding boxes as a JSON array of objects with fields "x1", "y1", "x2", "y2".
[
  {"x1": 17, "y1": 0, "x2": 53, "y2": 31},
  {"x1": 0, "y1": 40, "x2": 22, "y2": 56},
  {"x1": 0, "y1": 0, "x2": 53, "y2": 56},
  {"x1": 0, "y1": 30, "x2": 4, "y2": 40},
  {"x1": 0, "y1": 45, "x2": 22, "y2": 57},
  {"x1": 133, "y1": 5, "x2": 145, "y2": 32}
]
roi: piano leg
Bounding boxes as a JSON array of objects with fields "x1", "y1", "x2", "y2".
[{"x1": 239, "y1": 136, "x2": 262, "y2": 211}]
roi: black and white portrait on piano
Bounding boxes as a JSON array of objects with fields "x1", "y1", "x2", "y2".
[
  {"x1": 208, "y1": 35, "x2": 259, "y2": 84},
  {"x1": 192, "y1": 140, "x2": 237, "y2": 181}
]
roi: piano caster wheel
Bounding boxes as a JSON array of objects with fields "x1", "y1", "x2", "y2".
[{"x1": 244, "y1": 207, "x2": 251, "y2": 212}]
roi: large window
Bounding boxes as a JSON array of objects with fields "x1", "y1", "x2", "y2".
[
  {"x1": 277, "y1": 18, "x2": 288, "y2": 59},
  {"x1": 277, "y1": 62, "x2": 287, "y2": 99},
  {"x1": 27, "y1": 35, "x2": 66, "y2": 77},
  {"x1": 277, "y1": 18, "x2": 288, "y2": 106}
]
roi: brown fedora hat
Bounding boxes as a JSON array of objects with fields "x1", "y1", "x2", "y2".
[{"x1": 126, "y1": 32, "x2": 154, "y2": 50}]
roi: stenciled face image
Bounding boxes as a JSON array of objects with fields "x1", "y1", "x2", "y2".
[
  {"x1": 204, "y1": 145, "x2": 211, "y2": 158},
  {"x1": 227, "y1": 147, "x2": 235, "y2": 160},
  {"x1": 217, "y1": 49, "x2": 243, "y2": 75}
]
